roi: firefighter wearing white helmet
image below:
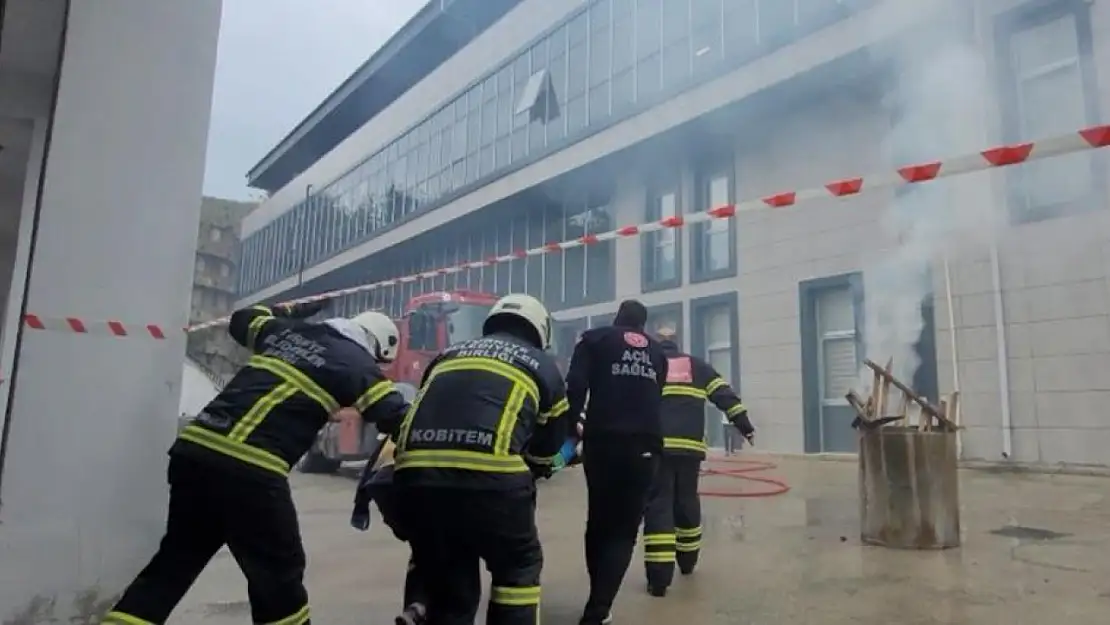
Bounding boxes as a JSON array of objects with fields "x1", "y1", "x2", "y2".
[
  {"x1": 393, "y1": 292, "x2": 570, "y2": 625},
  {"x1": 348, "y1": 310, "x2": 401, "y2": 363},
  {"x1": 107, "y1": 298, "x2": 411, "y2": 625}
]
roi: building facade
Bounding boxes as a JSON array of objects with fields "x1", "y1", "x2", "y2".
[
  {"x1": 238, "y1": 0, "x2": 1110, "y2": 467},
  {"x1": 188, "y1": 196, "x2": 256, "y2": 380}
]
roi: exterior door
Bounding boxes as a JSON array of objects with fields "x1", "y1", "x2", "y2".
[
  {"x1": 691, "y1": 294, "x2": 739, "y2": 451},
  {"x1": 816, "y1": 287, "x2": 860, "y2": 453},
  {"x1": 800, "y1": 276, "x2": 862, "y2": 454},
  {"x1": 702, "y1": 308, "x2": 733, "y2": 449}
]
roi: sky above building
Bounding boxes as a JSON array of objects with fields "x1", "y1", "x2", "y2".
[{"x1": 202, "y1": 0, "x2": 426, "y2": 201}]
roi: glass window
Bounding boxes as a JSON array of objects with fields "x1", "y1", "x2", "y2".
[
  {"x1": 584, "y1": 189, "x2": 614, "y2": 303},
  {"x1": 636, "y1": 0, "x2": 662, "y2": 59},
  {"x1": 481, "y1": 96, "x2": 497, "y2": 144},
  {"x1": 1007, "y1": 11, "x2": 1094, "y2": 220},
  {"x1": 542, "y1": 203, "x2": 564, "y2": 306},
  {"x1": 722, "y1": 0, "x2": 758, "y2": 58},
  {"x1": 645, "y1": 188, "x2": 679, "y2": 285},
  {"x1": 646, "y1": 303, "x2": 683, "y2": 345},
  {"x1": 688, "y1": 0, "x2": 723, "y2": 72},
  {"x1": 567, "y1": 95, "x2": 587, "y2": 135},
  {"x1": 636, "y1": 52, "x2": 661, "y2": 101},
  {"x1": 590, "y1": 0, "x2": 611, "y2": 31},
  {"x1": 758, "y1": 0, "x2": 795, "y2": 46},
  {"x1": 612, "y1": 8, "x2": 635, "y2": 72},
  {"x1": 662, "y1": 0, "x2": 690, "y2": 46},
  {"x1": 610, "y1": 68, "x2": 634, "y2": 115},
  {"x1": 662, "y1": 39, "x2": 690, "y2": 86},
  {"x1": 569, "y1": 9, "x2": 588, "y2": 46},
  {"x1": 568, "y1": 42, "x2": 588, "y2": 97},
  {"x1": 703, "y1": 173, "x2": 731, "y2": 271},
  {"x1": 817, "y1": 287, "x2": 858, "y2": 401},
  {"x1": 691, "y1": 164, "x2": 733, "y2": 279},
  {"x1": 588, "y1": 82, "x2": 610, "y2": 124},
  {"x1": 695, "y1": 302, "x2": 736, "y2": 447},
  {"x1": 525, "y1": 205, "x2": 545, "y2": 300},
  {"x1": 589, "y1": 21, "x2": 612, "y2": 86}
]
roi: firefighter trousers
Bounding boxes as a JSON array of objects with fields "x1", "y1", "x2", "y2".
[
  {"x1": 580, "y1": 435, "x2": 660, "y2": 624},
  {"x1": 104, "y1": 454, "x2": 310, "y2": 625},
  {"x1": 398, "y1": 486, "x2": 543, "y2": 625},
  {"x1": 642, "y1": 454, "x2": 704, "y2": 590}
]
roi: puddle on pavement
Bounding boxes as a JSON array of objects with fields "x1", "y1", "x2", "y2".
[{"x1": 989, "y1": 525, "x2": 1071, "y2": 541}]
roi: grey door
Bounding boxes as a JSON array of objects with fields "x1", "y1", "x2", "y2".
[{"x1": 812, "y1": 286, "x2": 860, "y2": 453}]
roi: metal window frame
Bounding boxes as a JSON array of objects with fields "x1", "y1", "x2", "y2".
[
  {"x1": 641, "y1": 181, "x2": 683, "y2": 292},
  {"x1": 994, "y1": 0, "x2": 1104, "y2": 225}
]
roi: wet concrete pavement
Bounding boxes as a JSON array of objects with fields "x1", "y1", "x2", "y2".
[{"x1": 174, "y1": 455, "x2": 1110, "y2": 624}]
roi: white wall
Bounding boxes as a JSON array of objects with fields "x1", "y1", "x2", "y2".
[{"x1": 0, "y1": 1, "x2": 222, "y2": 622}]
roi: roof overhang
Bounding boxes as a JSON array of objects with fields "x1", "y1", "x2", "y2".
[{"x1": 245, "y1": 0, "x2": 522, "y2": 193}]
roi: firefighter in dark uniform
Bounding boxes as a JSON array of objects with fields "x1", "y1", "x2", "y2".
[
  {"x1": 565, "y1": 299, "x2": 668, "y2": 625},
  {"x1": 104, "y1": 302, "x2": 410, "y2": 625},
  {"x1": 393, "y1": 293, "x2": 569, "y2": 625},
  {"x1": 642, "y1": 329, "x2": 754, "y2": 597}
]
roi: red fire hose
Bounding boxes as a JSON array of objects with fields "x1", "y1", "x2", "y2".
[{"x1": 698, "y1": 457, "x2": 791, "y2": 498}]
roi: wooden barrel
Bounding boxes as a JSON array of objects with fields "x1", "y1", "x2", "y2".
[{"x1": 858, "y1": 426, "x2": 960, "y2": 549}]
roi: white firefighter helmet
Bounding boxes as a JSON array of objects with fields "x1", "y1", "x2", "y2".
[
  {"x1": 483, "y1": 294, "x2": 552, "y2": 350},
  {"x1": 349, "y1": 310, "x2": 400, "y2": 363}
]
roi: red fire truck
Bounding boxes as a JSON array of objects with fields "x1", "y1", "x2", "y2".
[{"x1": 298, "y1": 289, "x2": 499, "y2": 473}]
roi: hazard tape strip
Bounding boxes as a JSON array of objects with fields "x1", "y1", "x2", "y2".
[{"x1": 18, "y1": 124, "x2": 1110, "y2": 338}]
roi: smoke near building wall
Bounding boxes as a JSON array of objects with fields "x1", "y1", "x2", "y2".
[{"x1": 860, "y1": 5, "x2": 998, "y2": 387}]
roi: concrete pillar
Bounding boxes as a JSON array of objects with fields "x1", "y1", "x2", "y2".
[{"x1": 0, "y1": 1, "x2": 222, "y2": 622}]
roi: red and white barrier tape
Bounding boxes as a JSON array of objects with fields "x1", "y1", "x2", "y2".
[{"x1": 19, "y1": 124, "x2": 1110, "y2": 338}]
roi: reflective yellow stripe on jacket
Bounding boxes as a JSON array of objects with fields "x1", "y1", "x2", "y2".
[
  {"x1": 705, "y1": 376, "x2": 727, "y2": 395},
  {"x1": 245, "y1": 305, "x2": 274, "y2": 349},
  {"x1": 180, "y1": 354, "x2": 341, "y2": 476},
  {"x1": 540, "y1": 397, "x2": 569, "y2": 424},
  {"x1": 179, "y1": 425, "x2": 291, "y2": 474},
  {"x1": 662, "y1": 385, "x2": 707, "y2": 399},
  {"x1": 663, "y1": 436, "x2": 708, "y2": 453},
  {"x1": 396, "y1": 356, "x2": 538, "y2": 474}
]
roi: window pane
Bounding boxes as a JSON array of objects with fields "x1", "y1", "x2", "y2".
[
  {"x1": 584, "y1": 191, "x2": 614, "y2": 301},
  {"x1": 636, "y1": 0, "x2": 662, "y2": 59},
  {"x1": 648, "y1": 309, "x2": 681, "y2": 344},
  {"x1": 589, "y1": 81, "x2": 611, "y2": 123},
  {"x1": 589, "y1": 24, "x2": 612, "y2": 86},
  {"x1": 722, "y1": 0, "x2": 758, "y2": 58},
  {"x1": 611, "y1": 69, "x2": 634, "y2": 115},
  {"x1": 662, "y1": 40, "x2": 690, "y2": 87},
  {"x1": 758, "y1": 0, "x2": 795, "y2": 44},
  {"x1": 706, "y1": 307, "x2": 731, "y2": 346},
  {"x1": 1011, "y1": 14, "x2": 1079, "y2": 75},
  {"x1": 612, "y1": 10, "x2": 635, "y2": 71},
  {"x1": 662, "y1": 0, "x2": 690, "y2": 45},
  {"x1": 1018, "y1": 64, "x2": 1090, "y2": 207},
  {"x1": 822, "y1": 337, "x2": 857, "y2": 400},
  {"x1": 817, "y1": 287, "x2": 855, "y2": 334},
  {"x1": 637, "y1": 53, "x2": 661, "y2": 101},
  {"x1": 568, "y1": 42, "x2": 588, "y2": 96}
]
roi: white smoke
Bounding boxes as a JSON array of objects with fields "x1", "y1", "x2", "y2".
[{"x1": 860, "y1": 12, "x2": 1000, "y2": 388}]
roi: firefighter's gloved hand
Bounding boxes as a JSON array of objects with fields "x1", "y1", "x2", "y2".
[
  {"x1": 274, "y1": 298, "x2": 330, "y2": 319},
  {"x1": 351, "y1": 488, "x2": 373, "y2": 531},
  {"x1": 524, "y1": 455, "x2": 554, "y2": 480},
  {"x1": 732, "y1": 410, "x2": 756, "y2": 444}
]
